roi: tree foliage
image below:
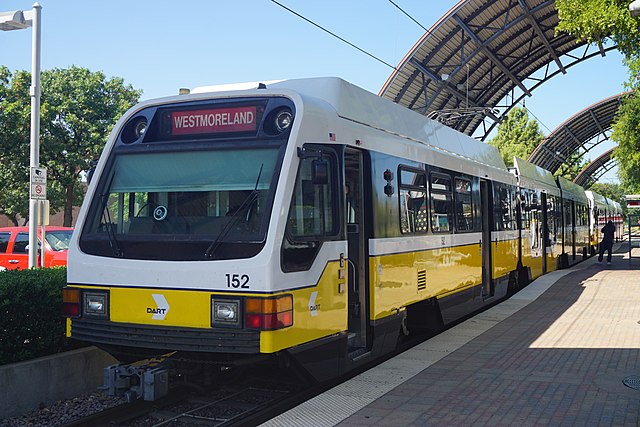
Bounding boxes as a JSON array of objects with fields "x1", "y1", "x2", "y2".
[
  {"x1": 611, "y1": 88, "x2": 640, "y2": 193},
  {"x1": 556, "y1": 0, "x2": 640, "y2": 57},
  {"x1": 0, "y1": 68, "x2": 31, "y2": 225},
  {"x1": 555, "y1": 151, "x2": 590, "y2": 181},
  {"x1": 488, "y1": 106, "x2": 545, "y2": 167},
  {"x1": 0, "y1": 66, "x2": 141, "y2": 226},
  {"x1": 556, "y1": 0, "x2": 640, "y2": 190}
]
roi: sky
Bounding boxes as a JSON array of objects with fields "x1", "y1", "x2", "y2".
[{"x1": 0, "y1": 1, "x2": 630, "y2": 183}]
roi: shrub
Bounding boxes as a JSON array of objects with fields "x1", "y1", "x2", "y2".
[{"x1": 0, "y1": 267, "x2": 86, "y2": 365}]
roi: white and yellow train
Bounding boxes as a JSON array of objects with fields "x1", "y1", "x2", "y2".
[{"x1": 63, "y1": 78, "x2": 603, "y2": 392}]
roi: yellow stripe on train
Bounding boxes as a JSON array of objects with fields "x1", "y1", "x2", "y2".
[
  {"x1": 369, "y1": 243, "x2": 483, "y2": 320},
  {"x1": 70, "y1": 261, "x2": 347, "y2": 353},
  {"x1": 368, "y1": 239, "x2": 526, "y2": 320}
]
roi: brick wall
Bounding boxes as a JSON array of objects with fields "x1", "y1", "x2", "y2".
[{"x1": 0, "y1": 206, "x2": 81, "y2": 227}]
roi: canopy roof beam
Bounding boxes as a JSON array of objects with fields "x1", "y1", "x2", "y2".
[
  {"x1": 409, "y1": 58, "x2": 480, "y2": 108},
  {"x1": 453, "y1": 15, "x2": 531, "y2": 96},
  {"x1": 517, "y1": 0, "x2": 566, "y2": 74}
]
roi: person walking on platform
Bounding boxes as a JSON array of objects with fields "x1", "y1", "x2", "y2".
[{"x1": 598, "y1": 220, "x2": 615, "y2": 264}]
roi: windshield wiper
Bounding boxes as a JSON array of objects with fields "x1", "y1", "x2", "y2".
[
  {"x1": 204, "y1": 164, "x2": 264, "y2": 259},
  {"x1": 101, "y1": 193, "x2": 123, "y2": 257},
  {"x1": 97, "y1": 173, "x2": 123, "y2": 257}
]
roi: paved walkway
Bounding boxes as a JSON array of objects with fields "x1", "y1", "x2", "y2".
[{"x1": 339, "y1": 246, "x2": 640, "y2": 426}]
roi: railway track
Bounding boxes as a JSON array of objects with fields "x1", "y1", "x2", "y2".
[
  {"x1": 60, "y1": 294, "x2": 502, "y2": 427},
  {"x1": 61, "y1": 365, "x2": 312, "y2": 427}
]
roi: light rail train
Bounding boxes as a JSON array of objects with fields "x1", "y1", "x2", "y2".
[{"x1": 62, "y1": 78, "x2": 614, "y2": 397}]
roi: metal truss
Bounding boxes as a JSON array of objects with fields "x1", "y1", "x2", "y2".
[
  {"x1": 380, "y1": 0, "x2": 618, "y2": 141},
  {"x1": 528, "y1": 93, "x2": 627, "y2": 179},
  {"x1": 574, "y1": 148, "x2": 618, "y2": 187}
]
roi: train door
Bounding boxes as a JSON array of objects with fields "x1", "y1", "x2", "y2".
[
  {"x1": 562, "y1": 198, "x2": 572, "y2": 263},
  {"x1": 480, "y1": 180, "x2": 492, "y2": 298},
  {"x1": 344, "y1": 148, "x2": 370, "y2": 353},
  {"x1": 571, "y1": 201, "x2": 577, "y2": 260},
  {"x1": 541, "y1": 193, "x2": 548, "y2": 273}
]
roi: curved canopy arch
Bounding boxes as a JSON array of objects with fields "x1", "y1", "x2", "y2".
[
  {"x1": 573, "y1": 148, "x2": 617, "y2": 188},
  {"x1": 379, "y1": 0, "x2": 616, "y2": 140},
  {"x1": 527, "y1": 93, "x2": 627, "y2": 176}
]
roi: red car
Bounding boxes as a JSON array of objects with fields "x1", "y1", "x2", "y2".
[{"x1": 0, "y1": 226, "x2": 74, "y2": 270}]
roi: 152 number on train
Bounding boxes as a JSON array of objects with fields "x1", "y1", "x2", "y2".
[{"x1": 225, "y1": 273, "x2": 250, "y2": 289}]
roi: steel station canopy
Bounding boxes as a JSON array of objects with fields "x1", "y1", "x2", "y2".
[
  {"x1": 574, "y1": 147, "x2": 617, "y2": 187},
  {"x1": 528, "y1": 92, "x2": 626, "y2": 177},
  {"x1": 379, "y1": 0, "x2": 617, "y2": 141}
]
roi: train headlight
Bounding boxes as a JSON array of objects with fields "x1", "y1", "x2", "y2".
[
  {"x1": 83, "y1": 291, "x2": 109, "y2": 319},
  {"x1": 263, "y1": 107, "x2": 294, "y2": 135},
  {"x1": 275, "y1": 110, "x2": 292, "y2": 132},
  {"x1": 211, "y1": 298, "x2": 241, "y2": 327},
  {"x1": 134, "y1": 120, "x2": 148, "y2": 139},
  {"x1": 121, "y1": 116, "x2": 149, "y2": 144}
]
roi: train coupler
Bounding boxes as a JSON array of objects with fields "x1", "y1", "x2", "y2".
[{"x1": 101, "y1": 363, "x2": 169, "y2": 402}]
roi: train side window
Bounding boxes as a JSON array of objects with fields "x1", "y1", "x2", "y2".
[
  {"x1": 430, "y1": 173, "x2": 452, "y2": 233},
  {"x1": 579, "y1": 204, "x2": 588, "y2": 226},
  {"x1": 282, "y1": 150, "x2": 339, "y2": 272},
  {"x1": 454, "y1": 177, "x2": 473, "y2": 231},
  {"x1": 547, "y1": 195, "x2": 558, "y2": 246},
  {"x1": 286, "y1": 156, "x2": 338, "y2": 238},
  {"x1": 399, "y1": 167, "x2": 428, "y2": 234},
  {"x1": 519, "y1": 190, "x2": 531, "y2": 231},
  {"x1": 0, "y1": 232, "x2": 10, "y2": 253},
  {"x1": 494, "y1": 184, "x2": 515, "y2": 231},
  {"x1": 564, "y1": 200, "x2": 573, "y2": 228}
]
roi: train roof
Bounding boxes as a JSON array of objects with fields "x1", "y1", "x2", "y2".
[
  {"x1": 585, "y1": 190, "x2": 608, "y2": 209},
  {"x1": 269, "y1": 78, "x2": 507, "y2": 170},
  {"x1": 512, "y1": 157, "x2": 558, "y2": 192},
  {"x1": 556, "y1": 176, "x2": 588, "y2": 203},
  {"x1": 610, "y1": 199, "x2": 622, "y2": 212}
]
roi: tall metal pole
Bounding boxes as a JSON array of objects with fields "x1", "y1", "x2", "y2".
[{"x1": 28, "y1": 2, "x2": 42, "y2": 269}]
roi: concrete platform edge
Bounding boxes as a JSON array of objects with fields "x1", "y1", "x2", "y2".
[{"x1": 0, "y1": 346, "x2": 117, "y2": 419}]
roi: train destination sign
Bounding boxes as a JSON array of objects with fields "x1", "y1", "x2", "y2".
[{"x1": 169, "y1": 106, "x2": 257, "y2": 136}]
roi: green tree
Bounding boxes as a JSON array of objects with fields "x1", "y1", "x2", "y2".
[
  {"x1": 555, "y1": 151, "x2": 589, "y2": 181},
  {"x1": 0, "y1": 68, "x2": 31, "y2": 225},
  {"x1": 611, "y1": 89, "x2": 640, "y2": 192},
  {"x1": 0, "y1": 66, "x2": 141, "y2": 226},
  {"x1": 488, "y1": 106, "x2": 545, "y2": 167},
  {"x1": 556, "y1": 0, "x2": 640, "y2": 57},
  {"x1": 556, "y1": 0, "x2": 640, "y2": 189}
]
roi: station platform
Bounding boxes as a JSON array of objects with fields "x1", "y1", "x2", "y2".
[{"x1": 264, "y1": 244, "x2": 640, "y2": 426}]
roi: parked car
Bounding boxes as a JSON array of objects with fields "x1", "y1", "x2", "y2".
[{"x1": 0, "y1": 226, "x2": 74, "y2": 270}]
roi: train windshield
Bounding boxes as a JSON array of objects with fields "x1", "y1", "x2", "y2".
[{"x1": 80, "y1": 147, "x2": 281, "y2": 260}]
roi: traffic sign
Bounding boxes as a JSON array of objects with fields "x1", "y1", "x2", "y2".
[
  {"x1": 30, "y1": 166, "x2": 46, "y2": 184},
  {"x1": 30, "y1": 167, "x2": 46, "y2": 200},
  {"x1": 30, "y1": 183, "x2": 46, "y2": 200}
]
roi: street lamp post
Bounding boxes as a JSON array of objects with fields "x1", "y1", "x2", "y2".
[{"x1": 0, "y1": 3, "x2": 42, "y2": 268}]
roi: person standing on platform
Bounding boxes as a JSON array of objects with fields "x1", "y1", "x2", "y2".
[{"x1": 598, "y1": 220, "x2": 615, "y2": 264}]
